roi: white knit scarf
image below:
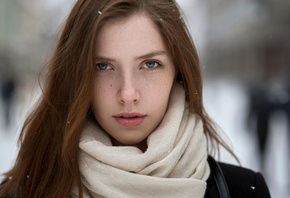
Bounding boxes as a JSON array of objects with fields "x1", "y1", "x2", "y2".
[{"x1": 71, "y1": 83, "x2": 210, "y2": 198}]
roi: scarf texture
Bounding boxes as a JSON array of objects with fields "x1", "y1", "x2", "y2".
[{"x1": 72, "y1": 83, "x2": 210, "y2": 198}]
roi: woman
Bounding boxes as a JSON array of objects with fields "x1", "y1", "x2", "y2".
[{"x1": 0, "y1": 0, "x2": 270, "y2": 197}]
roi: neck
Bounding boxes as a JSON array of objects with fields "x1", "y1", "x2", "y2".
[{"x1": 110, "y1": 137, "x2": 148, "y2": 153}]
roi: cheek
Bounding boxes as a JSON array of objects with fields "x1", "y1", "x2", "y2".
[
  {"x1": 143, "y1": 73, "x2": 175, "y2": 106},
  {"x1": 91, "y1": 79, "x2": 115, "y2": 112},
  {"x1": 93, "y1": 75, "x2": 116, "y2": 95}
]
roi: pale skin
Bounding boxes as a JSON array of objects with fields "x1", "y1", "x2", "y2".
[{"x1": 91, "y1": 13, "x2": 176, "y2": 152}]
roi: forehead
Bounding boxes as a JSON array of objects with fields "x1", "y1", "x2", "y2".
[{"x1": 95, "y1": 14, "x2": 167, "y2": 56}]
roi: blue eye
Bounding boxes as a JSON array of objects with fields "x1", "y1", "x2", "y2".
[
  {"x1": 142, "y1": 61, "x2": 161, "y2": 69},
  {"x1": 96, "y1": 63, "x2": 111, "y2": 70}
]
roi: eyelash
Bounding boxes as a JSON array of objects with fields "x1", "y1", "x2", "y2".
[
  {"x1": 141, "y1": 60, "x2": 162, "y2": 69},
  {"x1": 95, "y1": 60, "x2": 162, "y2": 71},
  {"x1": 95, "y1": 63, "x2": 112, "y2": 71}
]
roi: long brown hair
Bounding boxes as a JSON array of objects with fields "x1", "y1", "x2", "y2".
[{"x1": 0, "y1": 0, "x2": 237, "y2": 197}]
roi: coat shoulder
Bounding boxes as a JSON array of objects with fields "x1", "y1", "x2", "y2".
[
  {"x1": 205, "y1": 160, "x2": 271, "y2": 198},
  {"x1": 219, "y1": 162, "x2": 270, "y2": 198}
]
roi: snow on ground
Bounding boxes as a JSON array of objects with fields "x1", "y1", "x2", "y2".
[{"x1": 0, "y1": 79, "x2": 289, "y2": 197}]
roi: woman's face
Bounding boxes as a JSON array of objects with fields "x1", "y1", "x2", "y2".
[{"x1": 91, "y1": 14, "x2": 176, "y2": 150}]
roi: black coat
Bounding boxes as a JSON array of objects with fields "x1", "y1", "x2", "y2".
[
  {"x1": 205, "y1": 156, "x2": 271, "y2": 198},
  {"x1": 0, "y1": 156, "x2": 271, "y2": 198}
]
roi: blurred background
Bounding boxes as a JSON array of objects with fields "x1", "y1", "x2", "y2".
[{"x1": 0, "y1": 0, "x2": 289, "y2": 197}]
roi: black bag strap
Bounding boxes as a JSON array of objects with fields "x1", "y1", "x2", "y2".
[{"x1": 208, "y1": 156, "x2": 231, "y2": 198}]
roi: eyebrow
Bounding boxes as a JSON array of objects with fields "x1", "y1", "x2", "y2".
[
  {"x1": 135, "y1": 50, "x2": 167, "y2": 61},
  {"x1": 95, "y1": 50, "x2": 167, "y2": 62}
]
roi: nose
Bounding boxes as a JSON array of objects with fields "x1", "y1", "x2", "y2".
[{"x1": 117, "y1": 74, "x2": 140, "y2": 104}]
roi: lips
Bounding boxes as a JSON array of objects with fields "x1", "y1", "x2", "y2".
[{"x1": 114, "y1": 112, "x2": 146, "y2": 127}]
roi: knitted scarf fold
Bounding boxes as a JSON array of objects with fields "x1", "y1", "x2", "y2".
[{"x1": 72, "y1": 83, "x2": 210, "y2": 198}]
